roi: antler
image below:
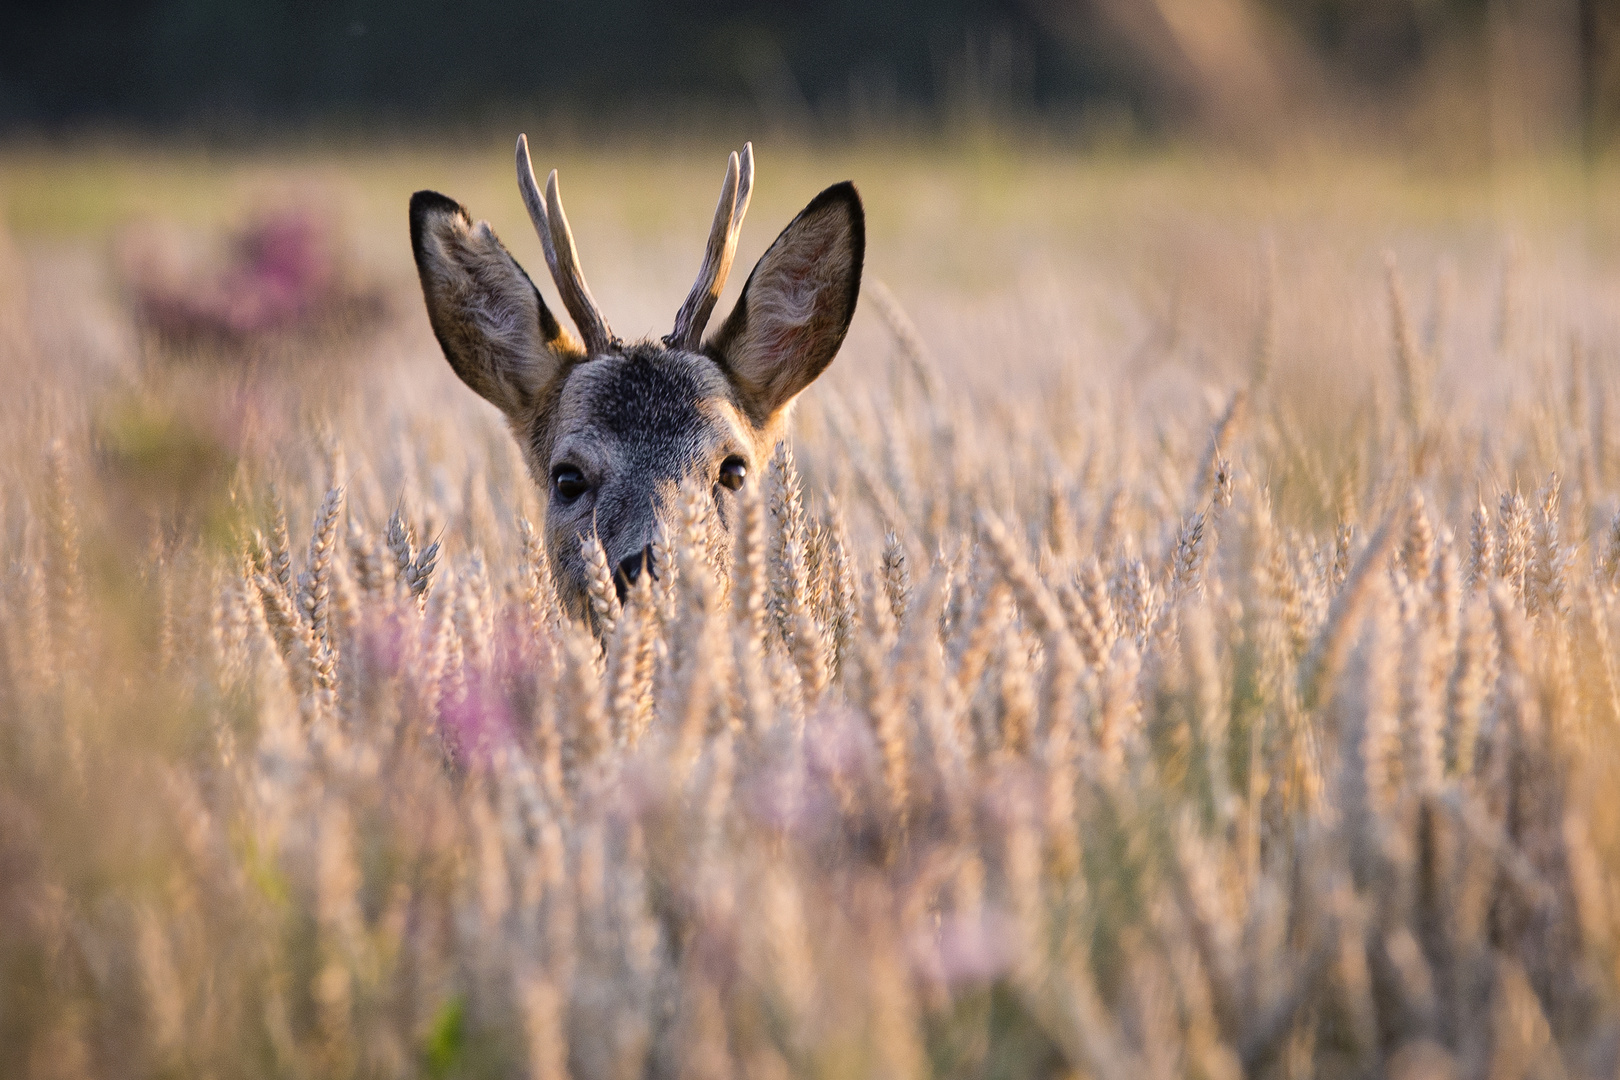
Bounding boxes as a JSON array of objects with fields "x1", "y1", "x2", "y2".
[
  {"x1": 668, "y1": 143, "x2": 754, "y2": 351},
  {"x1": 516, "y1": 134, "x2": 615, "y2": 355}
]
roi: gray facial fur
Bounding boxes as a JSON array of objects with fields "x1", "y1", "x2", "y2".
[
  {"x1": 410, "y1": 165, "x2": 864, "y2": 623},
  {"x1": 530, "y1": 343, "x2": 758, "y2": 616}
]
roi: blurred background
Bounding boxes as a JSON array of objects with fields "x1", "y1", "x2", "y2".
[{"x1": 3, "y1": 0, "x2": 1618, "y2": 159}]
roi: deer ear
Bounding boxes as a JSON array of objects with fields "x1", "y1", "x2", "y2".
[
  {"x1": 410, "y1": 190, "x2": 581, "y2": 417},
  {"x1": 709, "y1": 182, "x2": 864, "y2": 423}
]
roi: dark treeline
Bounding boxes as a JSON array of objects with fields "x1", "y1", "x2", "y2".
[
  {"x1": 0, "y1": 1, "x2": 1127, "y2": 129},
  {"x1": 3, "y1": 0, "x2": 1617, "y2": 142}
]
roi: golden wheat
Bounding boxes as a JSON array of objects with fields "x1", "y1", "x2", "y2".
[{"x1": 4, "y1": 144, "x2": 1620, "y2": 1080}]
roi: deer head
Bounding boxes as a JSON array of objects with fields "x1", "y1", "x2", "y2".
[{"x1": 410, "y1": 137, "x2": 864, "y2": 618}]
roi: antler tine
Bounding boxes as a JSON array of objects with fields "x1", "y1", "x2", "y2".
[
  {"x1": 734, "y1": 141, "x2": 754, "y2": 227},
  {"x1": 515, "y1": 136, "x2": 566, "y2": 315},
  {"x1": 543, "y1": 170, "x2": 615, "y2": 355},
  {"x1": 669, "y1": 150, "x2": 739, "y2": 350},
  {"x1": 669, "y1": 143, "x2": 755, "y2": 350},
  {"x1": 515, "y1": 134, "x2": 614, "y2": 355}
]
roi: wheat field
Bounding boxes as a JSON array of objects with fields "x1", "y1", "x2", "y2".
[{"x1": 3, "y1": 140, "x2": 1620, "y2": 1079}]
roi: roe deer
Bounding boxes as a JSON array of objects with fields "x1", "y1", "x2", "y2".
[{"x1": 410, "y1": 137, "x2": 863, "y2": 620}]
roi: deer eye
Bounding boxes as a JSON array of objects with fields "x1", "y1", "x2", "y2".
[
  {"x1": 551, "y1": 465, "x2": 590, "y2": 502},
  {"x1": 718, "y1": 456, "x2": 747, "y2": 491}
]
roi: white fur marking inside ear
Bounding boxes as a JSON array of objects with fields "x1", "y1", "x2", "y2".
[{"x1": 751, "y1": 278, "x2": 817, "y2": 328}]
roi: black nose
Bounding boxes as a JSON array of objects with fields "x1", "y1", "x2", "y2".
[{"x1": 614, "y1": 545, "x2": 656, "y2": 602}]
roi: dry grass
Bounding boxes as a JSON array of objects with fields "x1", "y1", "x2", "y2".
[{"x1": 4, "y1": 138, "x2": 1620, "y2": 1079}]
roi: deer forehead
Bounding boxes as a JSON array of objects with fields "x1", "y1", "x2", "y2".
[{"x1": 543, "y1": 347, "x2": 753, "y2": 474}]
